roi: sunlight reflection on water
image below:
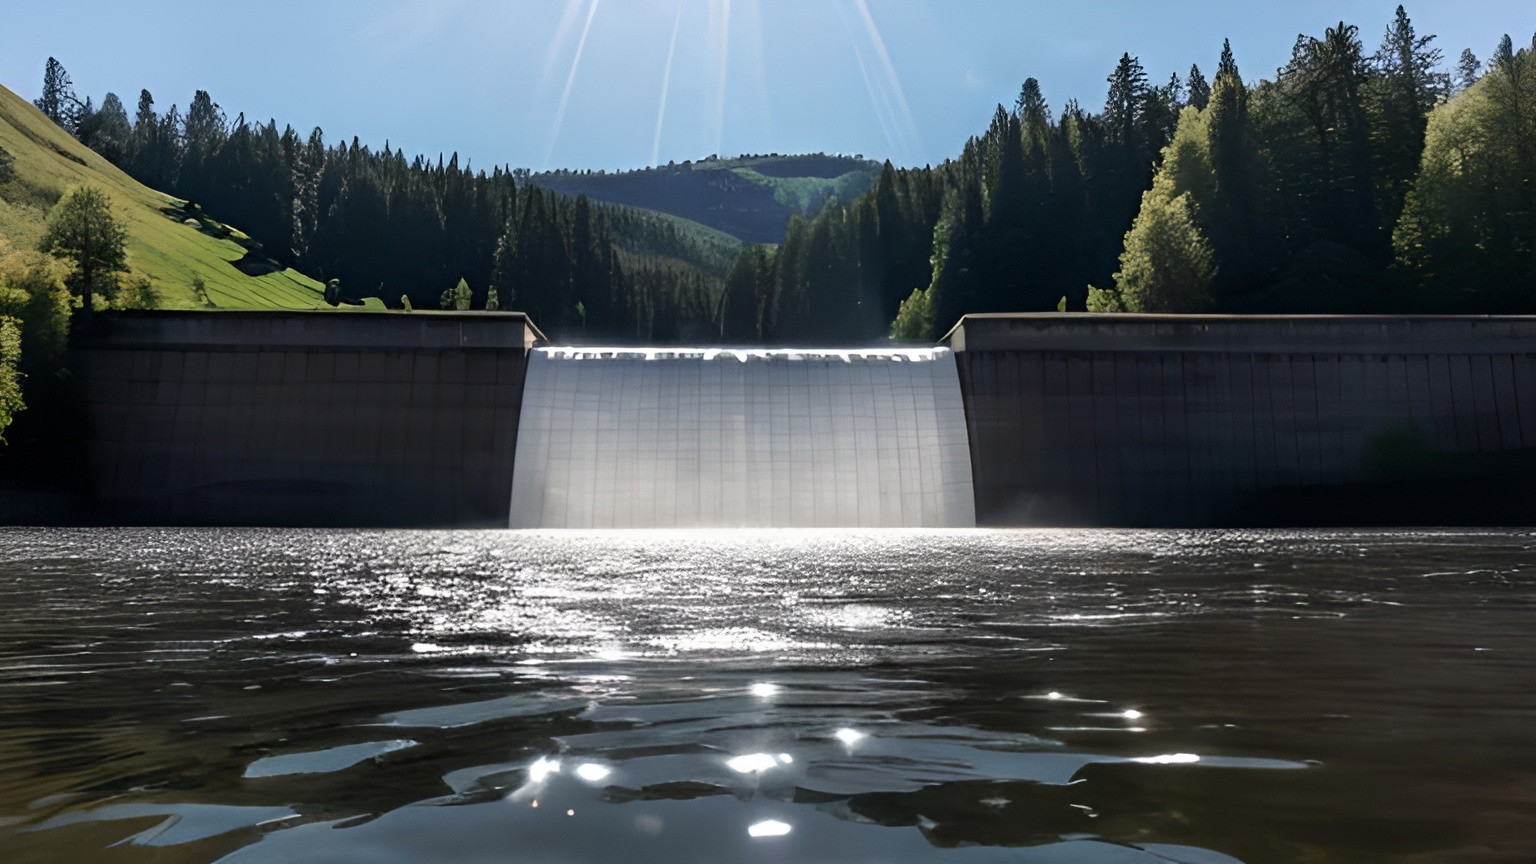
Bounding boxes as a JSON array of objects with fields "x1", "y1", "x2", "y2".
[{"x1": 2, "y1": 527, "x2": 1536, "y2": 863}]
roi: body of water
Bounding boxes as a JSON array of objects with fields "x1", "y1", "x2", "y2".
[{"x1": 1, "y1": 528, "x2": 1533, "y2": 863}]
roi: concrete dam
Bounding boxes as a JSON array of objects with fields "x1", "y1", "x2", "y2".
[{"x1": 69, "y1": 311, "x2": 1536, "y2": 527}]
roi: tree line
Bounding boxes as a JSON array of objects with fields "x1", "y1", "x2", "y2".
[
  {"x1": 30, "y1": 6, "x2": 1536, "y2": 347},
  {"x1": 32, "y1": 59, "x2": 727, "y2": 341},
  {"x1": 719, "y1": 8, "x2": 1535, "y2": 342}
]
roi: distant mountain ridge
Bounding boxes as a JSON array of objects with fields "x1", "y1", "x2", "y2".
[{"x1": 530, "y1": 154, "x2": 882, "y2": 245}]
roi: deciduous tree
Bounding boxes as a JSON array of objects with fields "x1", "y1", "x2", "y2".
[{"x1": 38, "y1": 186, "x2": 128, "y2": 321}]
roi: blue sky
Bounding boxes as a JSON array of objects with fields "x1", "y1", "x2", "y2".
[{"x1": 3, "y1": 1, "x2": 1533, "y2": 172}]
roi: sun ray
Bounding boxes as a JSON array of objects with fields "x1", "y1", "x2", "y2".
[
  {"x1": 740, "y1": 0, "x2": 770, "y2": 153},
  {"x1": 539, "y1": 0, "x2": 589, "y2": 91},
  {"x1": 651, "y1": 0, "x2": 686, "y2": 167},
  {"x1": 838, "y1": 2, "x2": 902, "y2": 162},
  {"x1": 709, "y1": 0, "x2": 733, "y2": 155},
  {"x1": 850, "y1": 0, "x2": 922, "y2": 164},
  {"x1": 545, "y1": 0, "x2": 603, "y2": 168}
]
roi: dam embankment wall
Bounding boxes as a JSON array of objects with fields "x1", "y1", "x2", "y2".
[
  {"x1": 16, "y1": 311, "x2": 1536, "y2": 527},
  {"x1": 945, "y1": 315, "x2": 1536, "y2": 526},
  {"x1": 76, "y1": 311, "x2": 541, "y2": 526}
]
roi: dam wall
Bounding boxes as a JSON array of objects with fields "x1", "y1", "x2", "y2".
[
  {"x1": 57, "y1": 310, "x2": 1536, "y2": 528},
  {"x1": 79, "y1": 311, "x2": 541, "y2": 526},
  {"x1": 945, "y1": 314, "x2": 1536, "y2": 526}
]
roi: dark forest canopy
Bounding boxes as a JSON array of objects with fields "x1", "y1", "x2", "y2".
[{"x1": 36, "y1": 6, "x2": 1536, "y2": 343}]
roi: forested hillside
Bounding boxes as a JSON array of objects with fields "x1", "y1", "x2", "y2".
[
  {"x1": 31, "y1": 65, "x2": 738, "y2": 340},
  {"x1": 531, "y1": 154, "x2": 881, "y2": 244},
  {"x1": 718, "y1": 9, "x2": 1536, "y2": 343}
]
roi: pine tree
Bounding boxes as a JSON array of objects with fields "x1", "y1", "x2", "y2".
[
  {"x1": 1104, "y1": 53, "x2": 1150, "y2": 149},
  {"x1": 76, "y1": 92, "x2": 131, "y2": 165},
  {"x1": 1455, "y1": 48, "x2": 1482, "y2": 93},
  {"x1": 1369, "y1": 5, "x2": 1448, "y2": 233},
  {"x1": 1186, "y1": 64, "x2": 1211, "y2": 110},
  {"x1": 1207, "y1": 59, "x2": 1266, "y2": 299},
  {"x1": 34, "y1": 57, "x2": 81, "y2": 132},
  {"x1": 1016, "y1": 78, "x2": 1049, "y2": 122},
  {"x1": 1218, "y1": 39, "x2": 1239, "y2": 80}
]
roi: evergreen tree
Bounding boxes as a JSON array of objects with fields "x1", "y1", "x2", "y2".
[
  {"x1": 1104, "y1": 53, "x2": 1150, "y2": 150},
  {"x1": 76, "y1": 92, "x2": 131, "y2": 165},
  {"x1": 720, "y1": 246, "x2": 772, "y2": 341},
  {"x1": 1265, "y1": 22, "x2": 1381, "y2": 257},
  {"x1": 1186, "y1": 64, "x2": 1211, "y2": 110},
  {"x1": 1368, "y1": 5, "x2": 1448, "y2": 234},
  {"x1": 1016, "y1": 78, "x2": 1049, "y2": 121},
  {"x1": 1207, "y1": 58, "x2": 1268, "y2": 300},
  {"x1": 128, "y1": 90, "x2": 162, "y2": 186},
  {"x1": 1218, "y1": 38, "x2": 1239, "y2": 80},
  {"x1": 1455, "y1": 48, "x2": 1482, "y2": 93},
  {"x1": 34, "y1": 57, "x2": 81, "y2": 132}
]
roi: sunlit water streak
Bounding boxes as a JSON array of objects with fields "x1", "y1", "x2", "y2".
[{"x1": 1, "y1": 528, "x2": 1534, "y2": 863}]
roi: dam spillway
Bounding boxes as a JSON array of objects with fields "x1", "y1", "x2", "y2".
[{"x1": 507, "y1": 347, "x2": 977, "y2": 528}]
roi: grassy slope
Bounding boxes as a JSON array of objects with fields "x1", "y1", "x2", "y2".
[{"x1": 0, "y1": 84, "x2": 323, "y2": 310}]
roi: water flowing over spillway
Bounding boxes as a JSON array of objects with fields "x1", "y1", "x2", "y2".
[{"x1": 508, "y1": 347, "x2": 976, "y2": 528}]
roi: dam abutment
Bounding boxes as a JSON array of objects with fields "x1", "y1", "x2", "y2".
[
  {"x1": 76, "y1": 311, "x2": 542, "y2": 526},
  {"x1": 944, "y1": 314, "x2": 1536, "y2": 526}
]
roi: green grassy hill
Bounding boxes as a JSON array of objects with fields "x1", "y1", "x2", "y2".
[
  {"x1": 532, "y1": 154, "x2": 881, "y2": 245},
  {"x1": 0, "y1": 84, "x2": 325, "y2": 310}
]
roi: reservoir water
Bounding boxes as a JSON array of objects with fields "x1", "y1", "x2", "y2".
[{"x1": 1, "y1": 528, "x2": 1533, "y2": 863}]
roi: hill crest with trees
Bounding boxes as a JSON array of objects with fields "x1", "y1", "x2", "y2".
[{"x1": 529, "y1": 154, "x2": 882, "y2": 245}]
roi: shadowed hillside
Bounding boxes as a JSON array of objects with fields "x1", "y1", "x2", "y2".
[{"x1": 531, "y1": 154, "x2": 882, "y2": 244}]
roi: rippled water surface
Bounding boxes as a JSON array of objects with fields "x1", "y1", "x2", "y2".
[{"x1": 2, "y1": 528, "x2": 1534, "y2": 863}]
